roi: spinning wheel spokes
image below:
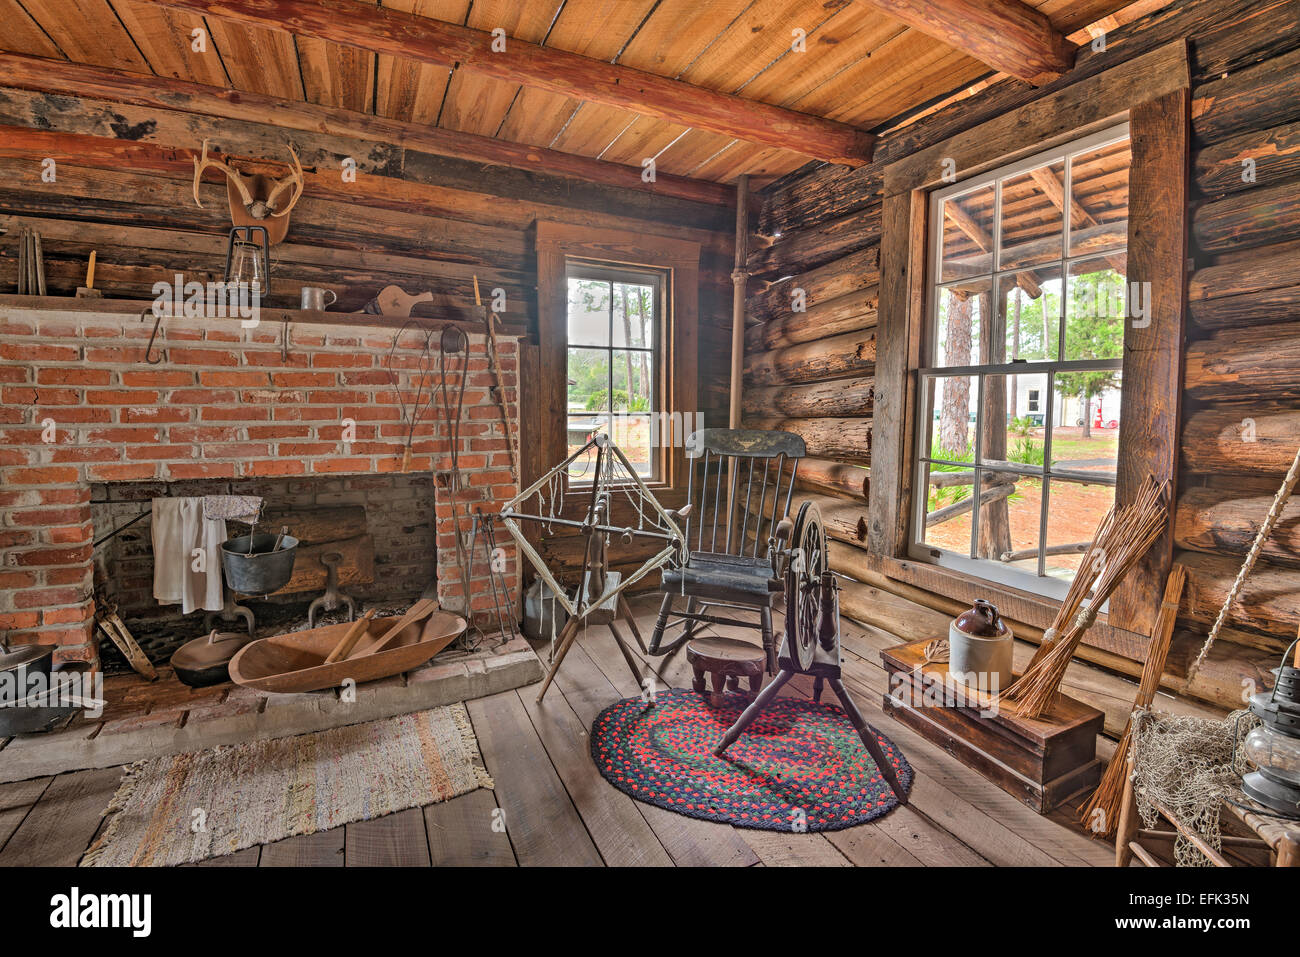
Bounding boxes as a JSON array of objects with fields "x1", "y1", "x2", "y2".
[{"x1": 785, "y1": 501, "x2": 827, "y2": 672}]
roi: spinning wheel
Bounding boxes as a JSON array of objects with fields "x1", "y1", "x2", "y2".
[
  {"x1": 785, "y1": 501, "x2": 829, "y2": 673},
  {"x1": 711, "y1": 499, "x2": 909, "y2": 804}
]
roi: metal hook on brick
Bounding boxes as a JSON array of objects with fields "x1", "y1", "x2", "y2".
[{"x1": 140, "y1": 307, "x2": 164, "y2": 365}]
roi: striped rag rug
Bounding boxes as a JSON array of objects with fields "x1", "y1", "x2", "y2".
[{"x1": 82, "y1": 704, "x2": 491, "y2": 866}]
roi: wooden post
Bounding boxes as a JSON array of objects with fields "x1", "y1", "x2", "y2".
[{"x1": 729, "y1": 175, "x2": 750, "y2": 430}]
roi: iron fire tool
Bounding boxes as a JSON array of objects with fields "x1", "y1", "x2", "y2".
[
  {"x1": 500, "y1": 433, "x2": 688, "y2": 701},
  {"x1": 710, "y1": 501, "x2": 909, "y2": 805},
  {"x1": 465, "y1": 508, "x2": 518, "y2": 647},
  {"x1": 384, "y1": 319, "x2": 438, "y2": 472},
  {"x1": 437, "y1": 325, "x2": 477, "y2": 643}
]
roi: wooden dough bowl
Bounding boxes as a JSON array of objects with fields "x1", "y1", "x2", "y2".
[{"x1": 229, "y1": 610, "x2": 465, "y2": 694}]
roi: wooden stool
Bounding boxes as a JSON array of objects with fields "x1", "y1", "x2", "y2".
[{"x1": 686, "y1": 636, "x2": 765, "y2": 706}]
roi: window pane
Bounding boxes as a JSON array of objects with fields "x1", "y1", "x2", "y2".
[
  {"x1": 921, "y1": 374, "x2": 979, "y2": 463},
  {"x1": 1050, "y1": 370, "x2": 1121, "y2": 475},
  {"x1": 920, "y1": 461, "x2": 975, "y2": 557},
  {"x1": 999, "y1": 160, "x2": 1065, "y2": 270},
  {"x1": 611, "y1": 283, "x2": 654, "y2": 348},
  {"x1": 567, "y1": 278, "x2": 611, "y2": 347},
  {"x1": 934, "y1": 281, "x2": 992, "y2": 367},
  {"x1": 1068, "y1": 139, "x2": 1130, "y2": 257},
  {"x1": 1044, "y1": 477, "x2": 1115, "y2": 582},
  {"x1": 981, "y1": 373, "x2": 1048, "y2": 472},
  {"x1": 1065, "y1": 254, "x2": 1127, "y2": 361},
  {"x1": 566, "y1": 414, "x2": 607, "y2": 479},
  {"x1": 611, "y1": 414, "x2": 652, "y2": 478},
  {"x1": 611, "y1": 349, "x2": 653, "y2": 412},
  {"x1": 939, "y1": 184, "x2": 995, "y2": 282},
  {"x1": 979, "y1": 469, "x2": 1040, "y2": 572},
  {"x1": 567, "y1": 347, "x2": 610, "y2": 412},
  {"x1": 999, "y1": 268, "x2": 1061, "y2": 362}
]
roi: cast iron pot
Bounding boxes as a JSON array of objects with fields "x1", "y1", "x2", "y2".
[
  {"x1": 220, "y1": 533, "x2": 299, "y2": 596},
  {"x1": 171, "y1": 630, "x2": 252, "y2": 688}
]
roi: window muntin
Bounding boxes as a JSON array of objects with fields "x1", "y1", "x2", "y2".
[
  {"x1": 565, "y1": 263, "x2": 662, "y2": 484},
  {"x1": 911, "y1": 126, "x2": 1131, "y2": 599}
]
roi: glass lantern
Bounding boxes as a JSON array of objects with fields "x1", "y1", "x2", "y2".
[
  {"x1": 1236, "y1": 638, "x2": 1300, "y2": 818},
  {"x1": 225, "y1": 225, "x2": 270, "y2": 304}
]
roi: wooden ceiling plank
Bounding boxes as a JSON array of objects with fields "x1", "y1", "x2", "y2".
[
  {"x1": 495, "y1": 0, "x2": 658, "y2": 149},
  {"x1": 436, "y1": 0, "x2": 561, "y2": 138},
  {"x1": 0, "y1": 0, "x2": 66, "y2": 58},
  {"x1": 20, "y1": 0, "x2": 151, "y2": 71},
  {"x1": 297, "y1": 35, "x2": 375, "y2": 112},
  {"x1": 155, "y1": 0, "x2": 876, "y2": 166},
  {"x1": 0, "y1": 52, "x2": 734, "y2": 206},
  {"x1": 857, "y1": 0, "x2": 1076, "y2": 83},
  {"x1": 373, "y1": 0, "x2": 469, "y2": 125},
  {"x1": 544, "y1": 0, "x2": 760, "y2": 160},
  {"x1": 204, "y1": 17, "x2": 304, "y2": 100},
  {"x1": 111, "y1": 0, "x2": 231, "y2": 85}
]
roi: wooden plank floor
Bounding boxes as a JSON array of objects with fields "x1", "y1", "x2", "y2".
[{"x1": 0, "y1": 596, "x2": 1116, "y2": 867}]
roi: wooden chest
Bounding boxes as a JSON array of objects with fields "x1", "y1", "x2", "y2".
[{"x1": 880, "y1": 639, "x2": 1104, "y2": 813}]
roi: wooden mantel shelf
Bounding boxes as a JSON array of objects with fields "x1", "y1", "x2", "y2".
[{"x1": 0, "y1": 295, "x2": 525, "y2": 338}]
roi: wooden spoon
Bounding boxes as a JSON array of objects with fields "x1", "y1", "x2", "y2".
[
  {"x1": 323, "y1": 609, "x2": 376, "y2": 664},
  {"x1": 347, "y1": 599, "x2": 438, "y2": 660}
]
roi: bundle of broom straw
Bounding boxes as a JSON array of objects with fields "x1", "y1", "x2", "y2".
[
  {"x1": 999, "y1": 475, "x2": 1171, "y2": 719},
  {"x1": 1079, "y1": 564, "x2": 1187, "y2": 836}
]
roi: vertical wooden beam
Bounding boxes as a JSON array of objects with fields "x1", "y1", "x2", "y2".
[
  {"x1": 1107, "y1": 86, "x2": 1190, "y2": 638},
  {"x1": 729, "y1": 175, "x2": 750, "y2": 430},
  {"x1": 867, "y1": 189, "x2": 928, "y2": 558}
]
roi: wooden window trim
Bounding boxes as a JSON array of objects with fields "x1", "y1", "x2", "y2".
[
  {"x1": 534, "y1": 221, "x2": 700, "y2": 498},
  {"x1": 868, "y1": 40, "x2": 1190, "y2": 657}
]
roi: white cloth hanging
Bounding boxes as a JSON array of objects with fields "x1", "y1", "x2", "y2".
[{"x1": 151, "y1": 497, "x2": 227, "y2": 614}]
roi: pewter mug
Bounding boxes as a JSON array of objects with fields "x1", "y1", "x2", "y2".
[{"x1": 300, "y1": 286, "x2": 338, "y2": 310}]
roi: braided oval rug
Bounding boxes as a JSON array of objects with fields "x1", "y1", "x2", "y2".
[{"x1": 590, "y1": 689, "x2": 911, "y2": 832}]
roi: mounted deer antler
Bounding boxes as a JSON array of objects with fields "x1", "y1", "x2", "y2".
[{"x1": 192, "y1": 139, "x2": 304, "y2": 244}]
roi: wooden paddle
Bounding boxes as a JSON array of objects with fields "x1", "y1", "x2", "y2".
[
  {"x1": 345, "y1": 599, "x2": 438, "y2": 661},
  {"x1": 323, "y1": 609, "x2": 376, "y2": 664}
]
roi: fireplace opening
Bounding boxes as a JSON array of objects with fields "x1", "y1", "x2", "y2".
[{"x1": 91, "y1": 474, "x2": 436, "y2": 674}]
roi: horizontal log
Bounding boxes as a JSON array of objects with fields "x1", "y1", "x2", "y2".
[
  {"x1": 1175, "y1": 485, "x2": 1300, "y2": 569},
  {"x1": 1192, "y1": 44, "x2": 1300, "y2": 145},
  {"x1": 925, "y1": 482, "x2": 1014, "y2": 527},
  {"x1": 786, "y1": 457, "x2": 869, "y2": 501},
  {"x1": 1189, "y1": 246, "x2": 1300, "y2": 301},
  {"x1": 277, "y1": 534, "x2": 375, "y2": 595},
  {"x1": 742, "y1": 376, "x2": 875, "y2": 418},
  {"x1": 162, "y1": 0, "x2": 876, "y2": 166},
  {"x1": 746, "y1": 204, "x2": 882, "y2": 281},
  {"x1": 1193, "y1": 177, "x2": 1300, "y2": 253},
  {"x1": 743, "y1": 417, "x2": 871, "y2": 464},
  {"x1": 1176, "y1": 549, "x2": 1300, "y2": 642},
  {"x1": 1182, "y1": 405, "x2": 1300, "y2": 474},
  {"x1": 744, "y1": 286, "x2": 879, "y2": 353},
  {"x1": 759, "y1": 163, "x2": 882, "y2": 237},
  {"x1": 747, "y1": 245, "x2": 881, "y2": 326},
  {"x1": 837, "y1": 576, "x2": 952, "y2": 645},
  {"x1": 1188, "y1": 284, "x2": 1300, "y2": 333},
  {"x1": 258, "y1": 506, "x2": 368, "y2": 545},
  {"x1": 861, "y1": 0, "x2": 1074, "y2": 84},
  {"x1": 743, "y1": 328, "x2": 876, "y2": 387},
  {"x1": 1195, "y1": 119, "x2": 1300, "y2": 199},
  {"x1": 0, "y1": 52, "x2": 733, "y2": 209},
  {"x1": 1184, "y1": 322, "x2": 1300, "y2": 400}
]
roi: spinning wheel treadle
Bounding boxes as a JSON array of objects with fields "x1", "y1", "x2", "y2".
[{"x1": 711, "y1": 500, "x2": 909, "y2": 804}]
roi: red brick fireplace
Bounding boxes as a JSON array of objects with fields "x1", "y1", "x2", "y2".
[{"x1": 0, "y1": 304, "x2": 519, "y2": 666}]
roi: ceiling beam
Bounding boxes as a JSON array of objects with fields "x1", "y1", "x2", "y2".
[
  {"x1": 861, "y1": 0, "x2": 1076, "y2": 83},
  {"x1": 0, "y1": 52, "x2": 733, "y2": 208},
  {"x1": 155, "y1": 0, "x2": 875, "y2": 166}
]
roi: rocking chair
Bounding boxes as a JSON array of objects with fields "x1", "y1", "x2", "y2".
[{"x1": 648, "y1": 428, "x2": 805, "y2": 675}]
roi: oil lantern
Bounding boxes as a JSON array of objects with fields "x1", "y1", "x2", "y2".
[{"x1": 1236, "y1": 638, "x2": 1300, "y2": 818}]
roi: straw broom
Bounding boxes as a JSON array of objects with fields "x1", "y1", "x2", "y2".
[
  {"x1": 1000, "y1": 475, "x2": 1171, "y2": 719},
  {"x1": 1079, "y1": 564, "x2": 1187, "y2": 837}
]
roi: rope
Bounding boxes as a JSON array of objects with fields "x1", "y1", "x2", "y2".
[{"x1": 1187, "y1": 441, "x2": 1300, "y2": 682}]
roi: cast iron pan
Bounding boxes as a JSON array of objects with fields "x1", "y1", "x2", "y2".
[{"x1": 171, "y1": 630, "x2": 252, "y2": 687}]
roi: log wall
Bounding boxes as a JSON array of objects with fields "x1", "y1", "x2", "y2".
[{"x1": 742, "y1": 0, "x2": 1300, "y2": 712}]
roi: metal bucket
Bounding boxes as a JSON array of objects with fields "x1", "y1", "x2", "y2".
[{"x1": 220, "y1": 533, "x2": 298, "y2": 596}]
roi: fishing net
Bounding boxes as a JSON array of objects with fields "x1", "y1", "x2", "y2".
[{"x1": 1130, "y1": 708, "x2": 1258, "y2": 866}]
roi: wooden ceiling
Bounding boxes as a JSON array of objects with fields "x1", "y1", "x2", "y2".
[{"x1": 3, "y1": 0, "x2": 1154, "y2": 187}]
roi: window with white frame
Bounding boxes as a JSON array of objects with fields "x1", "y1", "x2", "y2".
[
  {"x1": 564, "y1": 261, "x2": 663, "y2": 483},
  {"x1": 910, "y1": 125, "x2": 1132, "y2": 599}
]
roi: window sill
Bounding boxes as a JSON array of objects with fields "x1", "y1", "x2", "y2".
[{"x1": 868, "y1": 552, "x2": 1150, "y2": 660}]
